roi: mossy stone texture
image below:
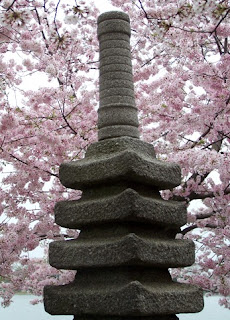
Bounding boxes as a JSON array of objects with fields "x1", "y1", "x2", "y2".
[{"x1": 44, "y1": 11, "x2": 204, "y2": 319}]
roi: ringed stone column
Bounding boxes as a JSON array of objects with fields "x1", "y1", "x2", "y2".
[
  {"x1": 44, "y1": 11, "x2": 204, "y2": 320},
  {"x1": 97, "y1": 11, "x2": 139, "y2": 140}
]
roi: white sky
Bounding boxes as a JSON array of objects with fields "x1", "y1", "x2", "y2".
[{"x1": 94, "y1": 0, "x2": 117, "y2": 12}]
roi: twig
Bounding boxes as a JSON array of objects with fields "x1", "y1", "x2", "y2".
[{"x1": 6, "y1": 0, "x2": 17, "y2": 11}]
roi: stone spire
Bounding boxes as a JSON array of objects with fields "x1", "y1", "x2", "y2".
[
  {"x1": 44, "y1": 11, "x2": 204, "y2": 320},
  {"x1": 97, "y1": 11, "x2": 139, "y2": 140}
]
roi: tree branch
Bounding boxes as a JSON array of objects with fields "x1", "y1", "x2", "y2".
[
  {"x1": 6, "y1": 0, "x2": 17, "y2": 11},
  {"x1": 224, "y1": 37, "x2": 228, "y2": 54},
  {"x1": 210, "y1": 8, "x2": 230, "y2": 35},
  {"x1": 138, "y1": 0, "x2": 150, "y2": 20},
  {"x1": 213, "y1": 32, "x2": 224, "y2": 55},
  {"x1": 37, "y1": 232, "x2": 77, "y2": 241},
  {"x1": 53, "y1": 0, "x2": 62, "y2": 41},
  {"x1": 172, "y1": 187, "x2": 230, "y2": 201},
  {"x1": 59, "y1": 101, "x2": 78, "y2": 136},
  {"x1": 181, "y1": 223, "x2": 217, "y2": 235},
  {"x1": 33, "y1": 7, "x2": 52, "y2": 55},
  {"x1": 190, "y1": 125, "x2": 212, "y2": 148},
  {"x1": 0, "y1": 147, "x2": 58, "y2": 178},
  {"x1": 202, "y1": 133, "x2": 225, "y2": 150}
]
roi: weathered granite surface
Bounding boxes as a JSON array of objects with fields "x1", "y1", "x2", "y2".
[
  {"x1": 59, "y1": 137, "x2": 181, "y2": 190},
  {"x1": 97, "y1": 11, "x2": 139, "y2": 140},
  {"x1": 44, "y1": 10, "x2": 204, "y2": 320},
  {"x1": 55, "y1": 188, "x2": 187, "y2": 228},
  {"x1": 49, "y1": 236, "x2": 195, "y2": 269},
  {"x1": 45, "y1": 281, "x2": 203, "y2": 315}
]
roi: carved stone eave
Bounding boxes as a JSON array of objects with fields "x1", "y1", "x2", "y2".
[
  {"x1": 45, "y1": 281, "x2": 203, "y2": 316},
  {"x1": 54, "y1": 189, "x2": 187, "y2": 229}
]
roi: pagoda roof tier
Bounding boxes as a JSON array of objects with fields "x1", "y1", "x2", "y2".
[
  {"x1": 44, "y1": 281, "x2": 203, "y2": 316},
  {"x1": 49, "y1": 235, "x2": 195, "y2": 269},
  {"x1": 59, "y1": 137, "x2": 181, "y2": 190},
  {"x1": 55, "y1": 188, "x2": 187, "y2": 229}
]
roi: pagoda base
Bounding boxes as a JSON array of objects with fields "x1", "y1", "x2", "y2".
[{"x1": 73, "y1": 316, "x2": 179, "y2": 320}]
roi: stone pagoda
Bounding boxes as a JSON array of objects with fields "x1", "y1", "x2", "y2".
[{"x1": 44, "y1": 11, "x2": 204, "y2": 320}]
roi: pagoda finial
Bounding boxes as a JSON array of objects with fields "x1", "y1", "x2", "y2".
[{"x1": 97, "y1": 11, "x2": 139, "y2": 140}]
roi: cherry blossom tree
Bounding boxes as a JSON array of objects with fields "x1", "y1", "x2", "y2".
[{"x1": 0, "y1": 0, "x2": 230, "y2": 309}]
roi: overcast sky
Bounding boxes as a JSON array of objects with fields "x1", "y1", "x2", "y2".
[{"x1": 93, "y1": 0, "x2": 118, "y2": 12}]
